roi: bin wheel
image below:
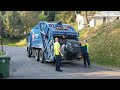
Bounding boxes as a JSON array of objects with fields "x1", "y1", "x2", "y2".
[{"x1": 35, "y1": 49, "x2": 39, "y2": 61}]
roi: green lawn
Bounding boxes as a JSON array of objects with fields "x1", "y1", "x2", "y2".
[
  {"x1": 0, "y1": 51, "x2": 5, "y2": 55},
  {"x1": 80, "y1": 20, "x2": 120, "y2": 69},
  {"x1": 3, "y1": 37, "x2": 27, "y2": 47}
]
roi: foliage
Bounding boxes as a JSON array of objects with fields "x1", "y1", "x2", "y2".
[
  {"x1": 80, "y1": 20, "x2": 120, "y2": 69},
  {"x1": 0, "y1": 11, "x2": 99, "y2": 38},
  {"x1": 39, "y1": 11, "x2": 47, "y2": 21},
  {"x1": 45, "y1": 11, "x2": 57, "y2": 21},
  {"x1": 0, "y1": 11, "x2": 99, "y2": 46},
  {"x1": 55, "y1": 11, "x2": 76, "y2": 24}
]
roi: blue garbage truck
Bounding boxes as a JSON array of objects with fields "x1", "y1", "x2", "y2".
[{"x1": 27, "y1": 21, "x2": 81, "y2": 63}]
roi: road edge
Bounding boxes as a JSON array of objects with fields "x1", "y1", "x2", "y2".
[{"x1": 79, "y1": 61, "x2": 120, "y2": 72}]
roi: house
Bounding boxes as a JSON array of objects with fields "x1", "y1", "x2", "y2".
[{"x1": 93, "y1": 11, "x2": 120, "y2": 26}]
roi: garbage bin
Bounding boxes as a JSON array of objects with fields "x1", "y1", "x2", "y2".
[{"x1": 0, "y1": 56, "x2": 11, "y2": 78}]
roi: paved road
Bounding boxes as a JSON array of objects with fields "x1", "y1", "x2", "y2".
[{"x1": 3, "y1": 46, "x2": 120, "y2": 79}]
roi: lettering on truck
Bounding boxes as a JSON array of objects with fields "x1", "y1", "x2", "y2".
[{"x1": 34, "y1": 34, "x2": 39, "y2": 38}]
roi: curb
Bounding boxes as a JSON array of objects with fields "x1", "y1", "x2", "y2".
[
  {"x1": 79, "y1": 61, "x2": 120, "y2": 72},
  {"x1": 92, "y1": 63, "x2": 120, "y2": 72}
]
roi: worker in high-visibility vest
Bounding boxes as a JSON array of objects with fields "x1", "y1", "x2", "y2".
[
  {"x1": 54, "y1": 37, "x2": 63, "y2": 72},
  {"x1": 81, "y1": 40, "x2": 91, "y2": 68}
]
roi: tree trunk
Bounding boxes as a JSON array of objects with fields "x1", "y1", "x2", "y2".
[
  {"x1": 0, "y1": 20, "x2": 2, "y2": 37},
  {"x1": 85, "y1": 11, "x2": 89, "y2": 26},
  {"x1": 0, "y1": 20, "x2": 3, "y2": 52}
]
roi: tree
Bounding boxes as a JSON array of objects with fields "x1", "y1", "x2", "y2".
[
  {"x1": 0, "y1": 11, "x2": 6, "y2": 37},
  {"x1": 5, "y1": 11, "x2": 24, "y2": 37},
  {"x1": 39, "y1": 11, "x2": 47, "y2": 21},
  {"x1": 0, "y1": 15, "x2": 2, "y2": 37},
  {"x1": 85, "y1": 11, "x2": 89, "y2": 26},
  {"x1": 3, "y1": 11, "x2": 12, "y2": 37},
  {"x1": 0, "y1": 11, "x2": 6, "y2": 52},
  {"x1": 20, "y1": 11, "x2": 42, "y2": 34},
  {"x1": 55, "y1": 11, "x2": 76, "y2": 24},
  {"x1": 46, "y1": 11, "x2": 57, "y2": 21}
]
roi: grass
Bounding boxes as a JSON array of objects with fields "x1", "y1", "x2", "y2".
[
  {"x1": 79, "y1": 20, "x2": 120, "y2": 69},
  {"x1": 0, "y1": 51, "x2": 6, "y2": 55},
  {"x1": 4, "y1": 38, "x2": 27, "y2": 47},
  {"x1": 15, "y1": 38, "x2": 27, "y2": 46},
  {"x1": 3, "y1": 35, "x2": 27, "y2": 47}
]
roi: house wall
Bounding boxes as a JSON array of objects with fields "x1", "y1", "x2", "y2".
[
  {"x1": 94, "y1": 16, "x2": 120, "y2": 26},
  {"x1": 95, "y1": 18, "x2": 103, "y2": 26}
]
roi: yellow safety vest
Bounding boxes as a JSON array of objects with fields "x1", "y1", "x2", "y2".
[
  {"x1": 82, "y1": 43, "x2": 89, "y2": 53},
  {"x1": 54, "y1": 42, "x2": 60, "y2": 55}
]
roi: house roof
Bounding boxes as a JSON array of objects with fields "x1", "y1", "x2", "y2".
[{"x1": 94, "y1": 11, "x2": 120, "y2": 17}]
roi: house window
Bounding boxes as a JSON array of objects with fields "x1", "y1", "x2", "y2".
[
  {"x1": 117, "y1": 17, "x2": 119, "y2": 20},
  {"x1": 103, "y1": 17, "x2": 106, "y2": 22}
]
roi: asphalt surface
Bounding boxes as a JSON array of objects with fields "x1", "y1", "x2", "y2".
[{"x1": 3, "y1": 46, "x2": 120, "y2": 79}]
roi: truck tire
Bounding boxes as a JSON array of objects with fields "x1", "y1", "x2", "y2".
[
  {"x1": 27, "y1": 47, "x2": 31, "y2": 57},
  {"x1": 39, "y1": 50, "x2": 45, "y2": 63},
  {"x1": 35, "y1": 49, "x2": 39, "y2": 61}
]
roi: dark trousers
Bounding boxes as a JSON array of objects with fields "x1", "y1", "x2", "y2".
[
  {"x1": 55, "y1": 55, "x2": 62, "y2": 70},
  {"x1": 83, "y1": 53, "x2": 90, "y2": 66}
]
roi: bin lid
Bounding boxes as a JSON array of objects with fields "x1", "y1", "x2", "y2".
[{"x1": 0, "y1": 56, "x2": 11, "y2": 63}]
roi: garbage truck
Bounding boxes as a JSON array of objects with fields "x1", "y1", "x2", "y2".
[{"x1": 26, "y1": 21, "x2": 81, "y2": 63}]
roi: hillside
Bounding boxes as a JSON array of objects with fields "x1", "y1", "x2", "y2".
[{"x1": 80, "y1": 20, "x2": 120, "y2": 69}]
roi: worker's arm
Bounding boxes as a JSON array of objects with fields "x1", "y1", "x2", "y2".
[
  {"x1": 85, "y1": 43, "x2": 89, "y2": 53},
  {"x1": 85, "y1": 43, "x2": 89, "y2": 46}
]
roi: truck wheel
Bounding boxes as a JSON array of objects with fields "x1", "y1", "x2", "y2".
[
  {"x1": 39, "y1": 50, "x2": 45, "y2": 63},
  {"x1": 35, "y1": 49, "x2": 39, "y2": 61},
  {"x1": 27, "y1": 47, "x2": 31, "y2": 57}
]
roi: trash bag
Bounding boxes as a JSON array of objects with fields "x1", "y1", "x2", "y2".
[{"x1": 65, "y1": 40, "x2": 81, "y2": 54}]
